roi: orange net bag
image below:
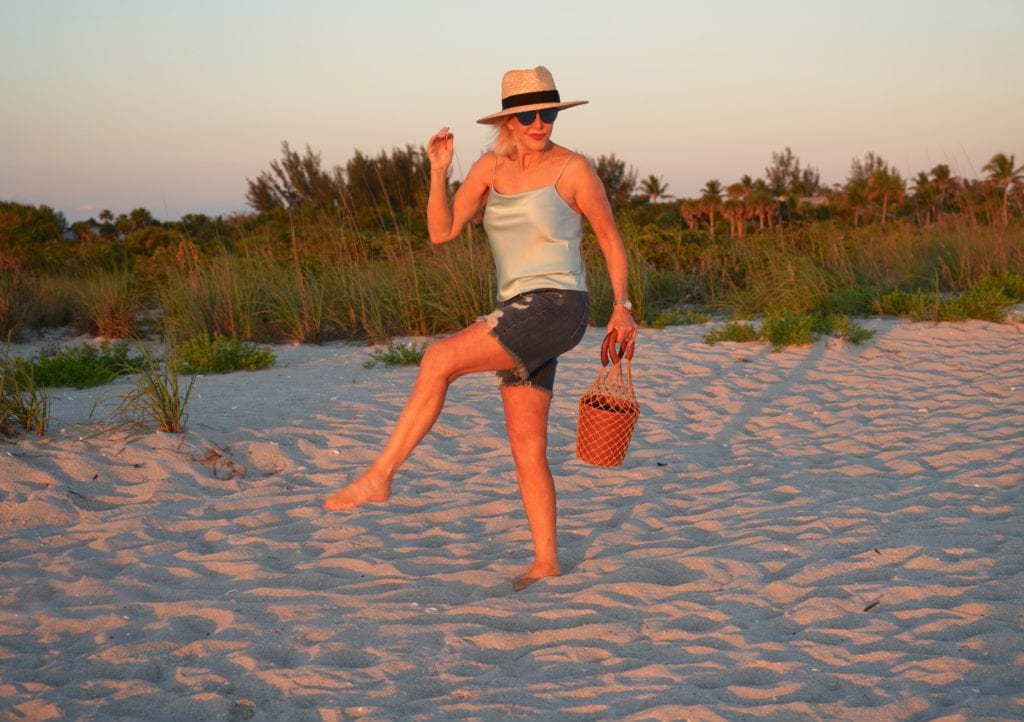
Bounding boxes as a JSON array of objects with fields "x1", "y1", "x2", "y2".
[{"x1": 576, "y1": 332, "x2": 639, "y2": 467}]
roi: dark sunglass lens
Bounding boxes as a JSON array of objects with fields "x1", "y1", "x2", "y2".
[
  {"x1": 539, "y1": 108, "x2": 559, "y2": 123},
  {"x1": 515, "y1": 108, "x2": 558, "y2": 126},
  {"x1": 515, "y1": 111, "x2": 537, "y2": 126}
]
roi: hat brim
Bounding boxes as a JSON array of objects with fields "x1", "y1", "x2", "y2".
[{"x1": 476, "y1": 100, "x2": 588, "y2": 125}]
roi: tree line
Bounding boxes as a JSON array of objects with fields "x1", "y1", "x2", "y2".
[
  {"x1": 673, "y1": 149, "x2": 1023, "y2": 237},
  {"x1": 242, "y1": 142, "x2": 1022, "y2": 231},
  {"x1": 244, "y1": 141, "x2": 434, "y2": 231},
  {"x1": 0, "y1": 143, "x2": 1020, "y2": 275}
]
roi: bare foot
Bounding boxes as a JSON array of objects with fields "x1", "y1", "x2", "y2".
[
  {"x1": 323, "y1": 476, "x2": 390, "y2": 511},
  {"x1": 512, "y1": 564, "x2": 560, "y2": 591}
]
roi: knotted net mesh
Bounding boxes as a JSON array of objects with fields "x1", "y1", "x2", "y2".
[{"x1": 576, "y1": 336, "x2": 638, "y2": 467}]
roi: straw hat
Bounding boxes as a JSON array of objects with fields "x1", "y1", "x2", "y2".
[{"x1": 476, "y1": 66, "x2": 588, "y2": 124}]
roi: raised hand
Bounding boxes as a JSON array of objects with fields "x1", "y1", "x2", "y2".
[{"x1": 427, "y1": 127, "x2": 454, "y2": 171}]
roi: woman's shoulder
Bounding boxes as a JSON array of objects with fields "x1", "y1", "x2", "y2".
[
  {"x1": 475, "y1": 150, "x2": 499, "y2": 167},
  {"x1": 553, "y1": 146, "x2": 588, "y2": 165},
  {"x1": 464, "y1": 151, "x2": 498, "y2": 185},
  {"x1": 557, "y1": 148, "x2": 596, "y2": 180}
]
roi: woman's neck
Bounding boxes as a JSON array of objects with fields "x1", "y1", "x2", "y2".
[{"x1": 510, "y1": 142, "x2": 556, "y2": 171}]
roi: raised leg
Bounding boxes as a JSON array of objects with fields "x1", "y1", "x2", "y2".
[
  {"x1": 501, "y1": 384, "x2": 561, "y2": 590},
  {"x1": 324, "y1": 322, "x2": 517, "y2": 510}
]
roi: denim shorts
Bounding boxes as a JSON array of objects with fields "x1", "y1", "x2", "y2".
[{"x1": 479, "y1": 289, "x2": 590, "y2": 393}]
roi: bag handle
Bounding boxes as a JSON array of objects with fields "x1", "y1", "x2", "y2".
[{"x1": 600, "y1": 331, "x2": 636, "y2": 367}]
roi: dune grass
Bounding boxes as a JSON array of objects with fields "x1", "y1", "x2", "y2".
[
  {"x1": 0, "y1": 352, "x2": 50, "y2": 436},
  {"x1": 114, "y1": 346, "x2": 195, "y2": 433},
  {"x1": 75, "y1": 268, "x2": 141, "y2": 338},
  {"x1": 0, "y1": 274, "x2": 31, "y2": 341},
  {"x1": 5, "y1": 216, "x2": 1023, "y2": 355},
  {"x1": 3, "y1": 216, "x2": 1021, "y2": 437},
  {"x1": 0, "y1": 336, "x2": 272, "y2": 437}
]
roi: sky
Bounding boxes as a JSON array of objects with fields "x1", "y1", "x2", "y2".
[{"x1": 2, "y1": 0, "x2": 1021, "y2": 223}]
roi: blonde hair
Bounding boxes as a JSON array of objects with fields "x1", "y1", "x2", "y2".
[{"x1": 490, "y1": 120, "x2": 516, "y2": 159}]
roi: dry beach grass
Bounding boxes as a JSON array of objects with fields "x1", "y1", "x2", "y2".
[{"x1": 1, "y1": 315, "x2": 1023, "y2": 721}]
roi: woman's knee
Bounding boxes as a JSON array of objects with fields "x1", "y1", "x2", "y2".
[
  {"x1": 417, "y1": 344, "x2": 448, "y2": 379},
  {"x1": 510, "y1": 438, "x2": 548, "y2": 469},
  {"x1": 507, "y1": 420, "x2": 549, "y2": 467},
  {"x1": 419, "y1": 340, "x2": 464, "y2": 383}
]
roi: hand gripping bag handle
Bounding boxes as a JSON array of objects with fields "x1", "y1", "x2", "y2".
[{"x1": 600, "y1": 332, "x2": 636, "y2": 367}]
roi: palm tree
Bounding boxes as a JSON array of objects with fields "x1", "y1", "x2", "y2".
[
  {"x1": 639, "y1": 174, "x2": 670, "y2": 203},
  {"x1": 725, "y1": 182, "x2": 747, "y2": 202},
  {"x1": 982, "y1": 152, "x2": 1024, "y2": 225},
  {"x1": 911, "y1": 171, "x2": 935, "y2": 225},
  {"x1": 844, "y1": 180, "x2": 870, "y2": 228},
  {"x1": 867, "y1": 169, "x2": 905, "y2": 224},
  {"x1": 723, "y1": 200, "x2": 745, "y2": 239},
  {"x1": 747, "y1": 186, "x2": 776, "y2": 231},
  {"x1": 724, "y1": 183, "x2": 748, "y2": 239},
  {"x1": 930, "y1": 164, "x2": 956, "y2": 219},
  {"x1": 701, "y1": 179, "x2": 723, "y2": 239},
  {"x1": 95, "y1": 209, "x2": 117, "y2": 239},
  {"x1": 679, "y1": 200, "x2": 701, "y2": 231}
]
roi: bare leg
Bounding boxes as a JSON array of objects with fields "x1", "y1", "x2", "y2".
[
  {"x1": 324, "y1": 322, "x2": 517, "y2": 510},
  {"x1": 501, "y1": 384, "x2": 561, "y2": 590}
]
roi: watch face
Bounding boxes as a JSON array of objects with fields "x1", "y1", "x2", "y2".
[{"x1": 616, "y1": 300, "x2": 633, "y2": 310}]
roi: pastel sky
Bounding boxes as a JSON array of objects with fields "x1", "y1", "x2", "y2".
[{"x1": 2, "y1": 0, "x2": 1021, "y2": 222}]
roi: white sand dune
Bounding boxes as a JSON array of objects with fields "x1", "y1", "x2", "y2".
[{"x1": 2, "y1": 316, "x2": 1023, "y2": 721}]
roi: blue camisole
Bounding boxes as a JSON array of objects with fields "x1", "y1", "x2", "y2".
[{"x1": 482, "y1": 155, "x2": 588, "y2": 302}]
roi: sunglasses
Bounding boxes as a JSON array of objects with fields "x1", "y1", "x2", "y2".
[{"x1": 515, "y1": 108, "x2": 559, "y2": 126}]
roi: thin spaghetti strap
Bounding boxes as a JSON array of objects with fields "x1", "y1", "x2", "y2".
[
  {"x1": 554, "y1": 152, "x2": 574, "y2": 184},
  {"x1": 491, "y1": 154, "x2": 499, "y2": 187}
]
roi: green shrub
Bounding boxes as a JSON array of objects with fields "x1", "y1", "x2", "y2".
[
  {"x1": 871, "y1": 288, "x2": 940, "y2": 320},
  {"x1": 363, "y1": 341, "x2": 428, "y2": 369},
  {"x1": 15, "y1": 341, "x2": 146, "y2": 388},
  {"x1": 703, "y1": 313, "x2": 875, "y2": 351},
  {"x1": 816, "y1": 314, "x2": 876, "y2": 344},
  {"x1": 940, "y1": 285, "x2": 1013, "y2": 322},
  {"x1": 703, "y1": 322, "x2": 760, "y2": 345},
  {"x1": 647, "y1": 308, "x2": 712, "y2": 328},
  {"x1": 871, "y1": 280, "x2": 1018, "y2": 323},
  {"x1": 761, "y1": 312, "x2": 817, "y2": 349},
  {"x1": 178, "y1": 333, "x2": 277, "y2": 374},
  {"x1": 983, "y1": 272, "x2": 1024, "y2": 302},
  {"x1": 814, "y1": 286, "x2": 879, "y2": 317}
]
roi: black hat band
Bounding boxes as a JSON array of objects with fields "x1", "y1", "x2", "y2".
[{"x1": 501, "y1": 90, "x2": 561, "y2": 110}]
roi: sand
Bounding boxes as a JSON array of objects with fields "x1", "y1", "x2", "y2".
[{"x1": 1, "y1": 315, "x2": 1022, "y2": 722}]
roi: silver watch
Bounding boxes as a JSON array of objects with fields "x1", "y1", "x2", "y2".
[{"x1": 613, "y1": 299, "x2": 633, "y2": 311}]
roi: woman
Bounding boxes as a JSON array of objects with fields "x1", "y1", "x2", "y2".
[{"x1": 324, "y1": 66, "x2": 638, "y2": 590}]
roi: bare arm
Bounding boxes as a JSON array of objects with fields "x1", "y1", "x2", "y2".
[
  {"x1": 426, "y1": 127, "x2": 492, "y2": 244},
  {"x1": 567, "y1": 155, "x2": 639, "y2": 342}
]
